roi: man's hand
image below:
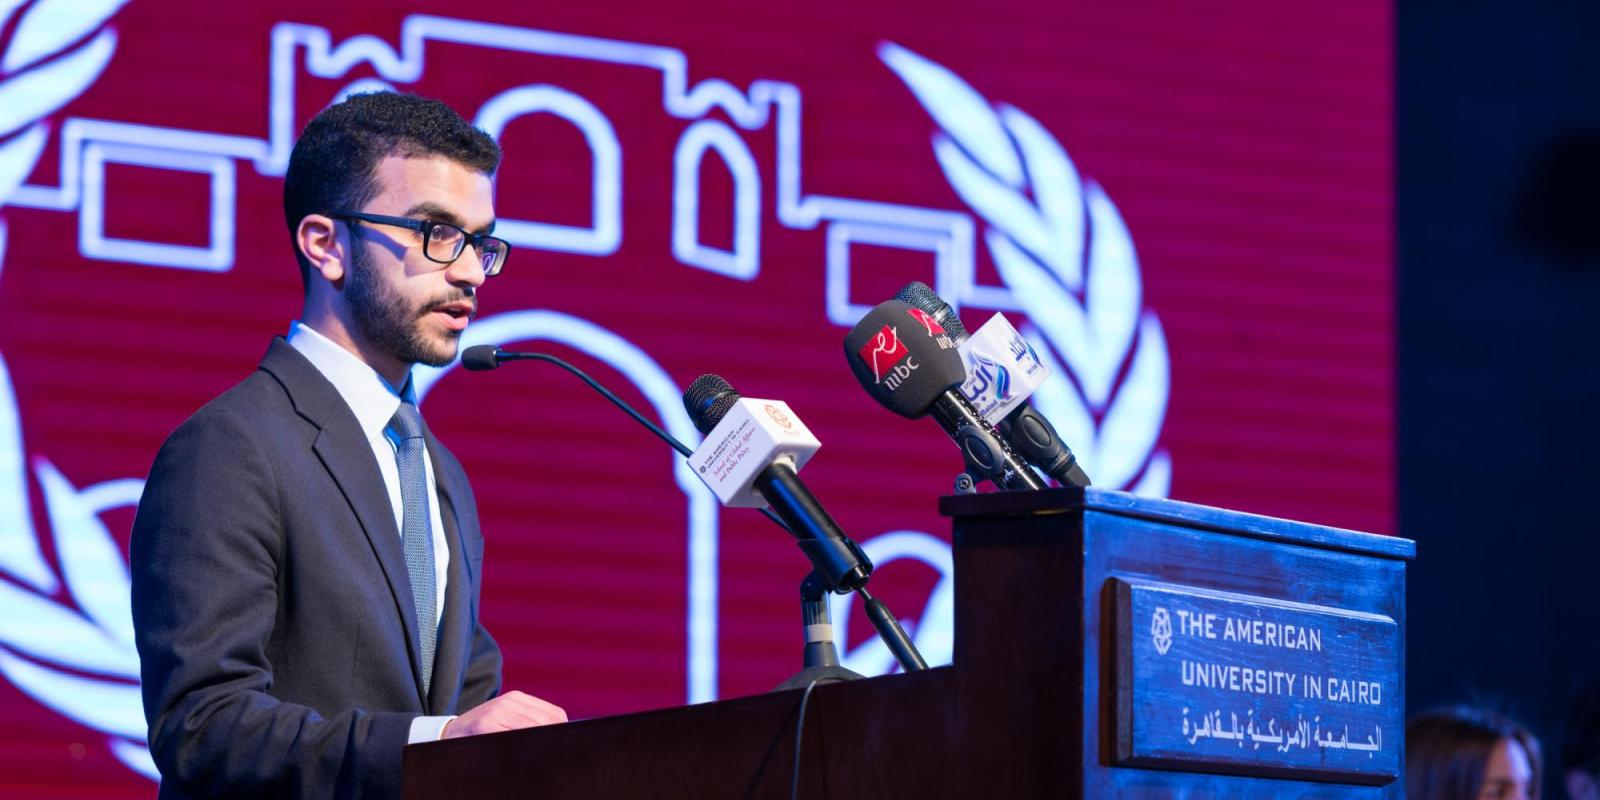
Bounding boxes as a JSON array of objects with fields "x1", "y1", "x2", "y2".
[{"x1": 441, "y1": 691, "x2": 567, "y2": 738}]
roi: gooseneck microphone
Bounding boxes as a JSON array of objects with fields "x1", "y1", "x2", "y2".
[
  {"x1": 843, "y1": 300, "x2": 1047, "y2": 491},
  {"x1": 462, "y1": 345, "x2": 693, "y2": 456},
  {"x1": 465, "y1": 346, "x2": 872, "y2": 588},
  {"x1": 893, "y1": 282, "x2": 1092, "y2": 488},
  {"x1": 459, "y1": 345, "x2": 508, "y2": 372},
  {"x1": 683, "y1": 375, "x2": 872, "y2": 593},
  {"x1": 465, "y1": 345, "x2": 814, "y2": 545}
]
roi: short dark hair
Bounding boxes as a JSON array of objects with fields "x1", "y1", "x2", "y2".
[
  {"x1": 1407, "y1": 705, "x2": 1543, "y2": 799},
  {"x1": 282, "y1": 92, "x2": 501, "y2": 286}
]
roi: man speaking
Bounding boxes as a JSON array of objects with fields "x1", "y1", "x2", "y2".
[{"x1": 131, "y1": 92, "x2": 565, "y2": 798}]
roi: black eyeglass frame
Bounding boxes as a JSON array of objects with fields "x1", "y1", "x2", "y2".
[{"x1": 332, "y1": 211, "x2": 511, "y2": 276}]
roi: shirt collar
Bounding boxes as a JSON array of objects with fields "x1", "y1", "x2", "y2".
[{"x1": 287, "y1": 320, "x2": 416, "y2": 439}]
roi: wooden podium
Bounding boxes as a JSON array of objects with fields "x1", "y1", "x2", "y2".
[{"x1": 404, "y1": 488, "x2": 1412, "y2": 798}]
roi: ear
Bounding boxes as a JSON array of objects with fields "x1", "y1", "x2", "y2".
[{"x1": 296, "y1": 213, "x2": 348, "y2": 284}]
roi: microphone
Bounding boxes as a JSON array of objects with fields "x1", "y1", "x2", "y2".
[
  {"x1": 460, "y1": 344, "x2": 505, "y2": 372},
  {"x1": 462, "y1": 346, "x2": 857, "y2": 550},
  {"x1": 460, "y1": 344, "x2": 698, "y2": 459},
  {"x1": 893, "y1": 283, "x2": 1091, "y2": 488},
  {"x1": 842, "y1": 300, "x2": 1046, "y2": 491},
  {"x1": 682, "y1": 375, "x2": 872, "y2": 593}
]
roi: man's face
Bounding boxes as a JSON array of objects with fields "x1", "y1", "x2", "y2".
[{"x1": 343, "y1": 154, "x2": 495, "y2": 376}]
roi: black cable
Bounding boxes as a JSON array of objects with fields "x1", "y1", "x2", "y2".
[
  {"x1": 790, "y1": 677, "x2": 822, "y2": 800},
  {"x1": 493, "y1": 350, "x2": 792, "y2": 533},
  {"x1": 856, "y1": 586, "x2": 928, "y2": 672}
]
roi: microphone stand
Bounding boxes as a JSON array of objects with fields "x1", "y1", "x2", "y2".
[
  {"x1": 775, "y1": 571, "x2": 863, "y2": 690},
  {"x1": 776, "y1": 570, "x2": 927, "y2": 691}
]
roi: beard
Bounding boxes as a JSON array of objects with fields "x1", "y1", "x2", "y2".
[{"x1": 345, "y1": 240, "x2": 470, "y2": 369}]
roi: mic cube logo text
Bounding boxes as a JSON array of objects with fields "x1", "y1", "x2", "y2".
[
  {"x1": 763, "y1": 403, "x2": 794, "y2": 431},
  {"x1": 686, "y1": 398, "x2": 820, "y2": 507},
  {"x1": 907, "y1": 308, "x2": 944, "y2": 335},
  {"x1": 858, "y1": 325, "x2": 911, "y2": 383},
  {"x1": 906, "y1": 308, "x2": 957, "y2": 350}
]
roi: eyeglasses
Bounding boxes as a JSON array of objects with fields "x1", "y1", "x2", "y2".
[{"x1": 333, "y1": 211, "x2": 511, "y2": 276}]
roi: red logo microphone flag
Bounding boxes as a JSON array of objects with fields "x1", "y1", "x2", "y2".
[{"x1": 857, "y1": 325, "x2": 910, "y2": 382}]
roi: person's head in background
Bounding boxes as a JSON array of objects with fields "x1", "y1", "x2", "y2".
[
  {"x1": 1564, "y1": 682, "x2": 1600, "y2": 800},
  {"x1": 1408, "y1": 705, "x2": 1542, "y2": 800}
]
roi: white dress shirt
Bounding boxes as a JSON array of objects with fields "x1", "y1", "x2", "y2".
[{"x1": 287, "y1": 321, "x2": 455, "y2": 742}]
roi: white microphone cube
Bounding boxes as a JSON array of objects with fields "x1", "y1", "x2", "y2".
[
  {"x1": 958, "y1": 313, "x2": 1053, "y2": 424},
  {"x1": 686, "y1": 398, "x2": 821, "y2": 508}
]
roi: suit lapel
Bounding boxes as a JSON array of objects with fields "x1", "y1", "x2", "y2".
[
  {"x1": 425, "y1": 434, "x2": 474, "y2": 715},
  {"x1": 259, "y1": 339, "x2": 427, "y2": 706}
]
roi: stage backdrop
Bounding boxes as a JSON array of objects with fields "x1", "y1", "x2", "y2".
[{"x1": 0, "y1": 0, "x2": 1391, "y2": 794}]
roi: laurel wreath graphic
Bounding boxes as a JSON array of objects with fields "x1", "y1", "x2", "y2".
[
  {"x1": 0, "y1": 0, "x2": 153, "y2": 780},
  {"x1": 881, "y1": 44, "x2": 1171, "y2": 494}
]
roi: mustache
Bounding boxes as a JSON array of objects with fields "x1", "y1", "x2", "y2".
[{"x1": 420, "y1": 292, "x2": 477, "y2": 316}]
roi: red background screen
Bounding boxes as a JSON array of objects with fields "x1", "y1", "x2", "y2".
[{"x1": 0, "y1": 0, "x2": 1390, "y2": 794}]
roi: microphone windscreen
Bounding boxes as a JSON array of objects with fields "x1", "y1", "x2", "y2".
[
  {"x1": 894, "y1": 281, "x2": 969, "y2": 340},
  {"x1": 842, "y1": 300, "x2": 967, "y2": 419},
  {"x1": 461, "y1": 345, "x2": 501, "y2": 372},
  {"x1": 682, "y1": 373, "x2": 741, "y2": 434}
]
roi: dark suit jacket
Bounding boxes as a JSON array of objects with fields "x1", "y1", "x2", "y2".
[{"x1": 131, "y1": 339, "x2": 502, "y2": 799}]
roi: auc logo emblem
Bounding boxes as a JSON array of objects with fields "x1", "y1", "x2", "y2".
[
  {"x1": 1152, "y1": 607, "x2": 1175, "y2": 656},
  {"x1": 0, "y1": 5, "x2": 1170, "y2": 780}
]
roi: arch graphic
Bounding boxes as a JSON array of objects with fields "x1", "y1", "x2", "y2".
[
  {"x1": 475, "y1": 85, "x2": 623, "y2": 256},
  {"x1": 414, "y1": 310, "x2": 720, "y2": 703}
]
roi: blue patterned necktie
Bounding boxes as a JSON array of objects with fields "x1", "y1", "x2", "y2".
[{"x1": 388, "y1": 400, "x2": 436, "y2": 697}]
